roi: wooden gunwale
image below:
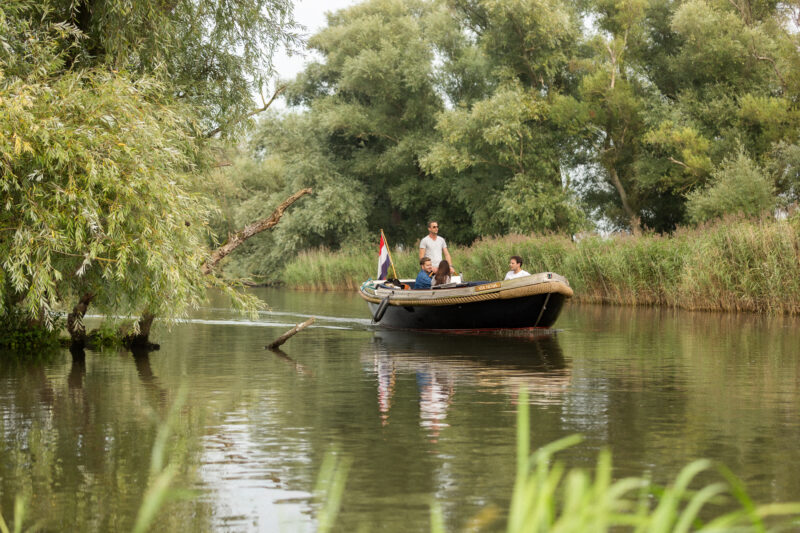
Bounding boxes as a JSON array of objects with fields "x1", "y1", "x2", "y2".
[{"x1": 359, "y1": 272, "x2": 573, "y2": 307}]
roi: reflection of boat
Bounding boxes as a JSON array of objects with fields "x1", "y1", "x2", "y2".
[
  {"x1": 371, "y1": 329, "x2": 567, "y2": 371},
  {"x1": 362, "y1": 331, "x2": 571, "y2": 409},
  {"x1": 359, "y1": 272, "x2": 573, "y2": 330}
]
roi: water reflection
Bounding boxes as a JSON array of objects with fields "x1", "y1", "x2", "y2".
[
  {"x1": 4, "y1": 291, "x2": 800, "y2": 532},
  {"x1": 0, "y1": 349, "x2": 212, "y2": 532},
  {"x1": 363, "y1": 332, "x2": 571, "y2": 440},
  {"x1": 269, "y1": 347, "x2": 314, "y2": 376},
  {"x1": 132, "y1": 350, "x2": 169, "y2": 408},
  {"x1": 68, "y1": 346, "x2": 86, "y2": 390}
]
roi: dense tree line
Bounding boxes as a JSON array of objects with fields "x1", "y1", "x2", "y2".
[
  {"x1": 4, "y1": 0, "x2": 800, "y2": 338},
  {"x1": 218, "y1": 0, "x2": 800, "y2": 278},
  {"x1": 1, "y1": 0, "x2": 298, "y2": 343}
]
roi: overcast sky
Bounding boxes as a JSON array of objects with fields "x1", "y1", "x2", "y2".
[{"x1": 272, "y1": 0, "x2": 360, "y2": 82}]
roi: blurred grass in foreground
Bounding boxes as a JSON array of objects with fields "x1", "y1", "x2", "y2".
[
  {"x1": 490, "y1": 389, "x2": 800, "y2": 532},
  {"x1": 3, "y1": 387, "x2": 799, "y2": 531}
]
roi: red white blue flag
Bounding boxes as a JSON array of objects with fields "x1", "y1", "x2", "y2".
[{"x1": 377, "y1": 232, "x2": 391, "y2": 280}]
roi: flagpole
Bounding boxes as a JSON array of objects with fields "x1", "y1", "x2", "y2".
[{"x1": 380, "y1": 229, "x2": 399, "y2": 280}]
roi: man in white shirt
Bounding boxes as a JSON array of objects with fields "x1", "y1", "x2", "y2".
[
  {"x1": 419, "y1": 221, "x2": 454, "y2": 273},
  {"x1": 504, "y1": 255, "x2": 530, "y2": 280}
]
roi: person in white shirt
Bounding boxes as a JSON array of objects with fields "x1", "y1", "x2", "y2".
[
  {"x1": 419, "y1": 221, "x2": 454, "y2": 273},
  {"x1": 504, "y1": 255, "x2": 530, "y2": 280}
]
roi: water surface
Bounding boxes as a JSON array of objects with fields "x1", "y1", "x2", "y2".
[{"x1": 1, "y1": 289, "x2": 799, "y2": 531}]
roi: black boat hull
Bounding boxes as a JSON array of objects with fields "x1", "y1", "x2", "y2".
[{"x1": 367, "y1": 291, "x2": 568, "y2": 330}]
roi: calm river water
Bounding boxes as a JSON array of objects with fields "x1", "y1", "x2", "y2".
[{"x1": 1, "y1": 288, "x2": 800, "y2": 531}]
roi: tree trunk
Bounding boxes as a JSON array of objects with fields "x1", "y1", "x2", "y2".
[
  {"x1": 201, "y1": 187, "x2": 312, "y2": 275},
  {"x1": 607, "y1": 166, "x2": 641, "y2": 234},
  {"x1": 122, "y1": 312, "x2": 159, "y2": 350},
  {"x1": 67, "y1": 293, "x2": 95, "y2": 348}
]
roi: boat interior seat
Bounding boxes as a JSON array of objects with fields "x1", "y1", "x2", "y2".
[
  {"x1": 377, "y1": 281, "x2": 411, "y2": 290},
  {"x1": 377, "y1": 280, "x2": 491, "y2": 290}
]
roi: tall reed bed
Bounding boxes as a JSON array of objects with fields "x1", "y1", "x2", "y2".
[
  {"x1": 281, "y1": 247, "x2": 418, "y2": 290},
  {"x1": 280, "y1": 214, "x2": 800, "y2": 314}
]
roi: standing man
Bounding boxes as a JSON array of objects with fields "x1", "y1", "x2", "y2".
[
  {"x1": 419, "y1": 221, "x2": 453, "y2": 273},
  {"x1": 504, "y1": 256, "x2": 530, "y2": 280}
]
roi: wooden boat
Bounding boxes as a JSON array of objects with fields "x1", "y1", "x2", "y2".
[{"x1": 359, "y1": 272, "x2": 573, "y2": 330}]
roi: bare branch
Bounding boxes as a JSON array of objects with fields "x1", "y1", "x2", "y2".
[
  {"x1": 754, "y1": 53, "x2": 788, "y2": 93},
  {"x1": 201, "y1": 187, "x2": 313, "y2": 275},
  {"x1": 267, "y1": 317, "x2": 315, "y2": 349},
  {"x1": 204, "y1": 85, "x2": 288, "y2": 138},
  {"x1": 668, "y1": 156, "x2": 690, "y2": 169}
]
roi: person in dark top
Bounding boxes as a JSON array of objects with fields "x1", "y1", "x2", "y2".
[{"x1": 414, "y1": 257, "x2": 434, "y2": 289}]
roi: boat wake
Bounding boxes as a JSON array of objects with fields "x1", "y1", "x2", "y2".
[{"x1": 84, "y1": 311, "x2": 374, "y2": 331}]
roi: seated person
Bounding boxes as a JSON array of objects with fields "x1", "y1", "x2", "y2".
[
  {"x1": 504, "y1": 255, "x2": 530, "y2": 280},
  {"x1": 431, "y1": 260, "x2": 452, "y2": 287},
  {"x1": 414, "y1": 257, "x2": 434, "y2": 289}
]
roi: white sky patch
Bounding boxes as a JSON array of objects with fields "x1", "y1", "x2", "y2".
[{"x1": 270, "y1": 0, "x2": 361, "y2": 107}]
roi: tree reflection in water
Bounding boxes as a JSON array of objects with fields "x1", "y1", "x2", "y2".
[{"x1": 0, "y1": 348, "x2": 212, "y2": 531}]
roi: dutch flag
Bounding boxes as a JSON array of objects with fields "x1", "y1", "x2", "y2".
[{"x1": 377, "y1": 232, "x2": 391, "y2": 280}]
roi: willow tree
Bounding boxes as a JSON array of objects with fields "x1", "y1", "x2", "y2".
[{"x1": 0, "y1": 0, "x2": 300, "y2": 347}]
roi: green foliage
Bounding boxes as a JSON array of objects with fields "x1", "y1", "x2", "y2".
[
  {"x1": 7, "y1": 0, "x2": 800, "y2": 312},
  {"x1": 6, "y1": 0, "x2": 300, "y2": 136},
  {"x1": 1, "y1": 63, "x2": 217, "y2": 324},
  {"x1": 213, "y1": 114, "x2": 370, "y2": 278},
  {"x1": 85, "y1": 320, "x2": 128, "y2": 349},
  {"x1": 423, "y1": 82, "x2": 587, "y2": 234},
  {"x1": 284, "y1": 0, "x2": 449, "y2": 245},
  {"x1": 505, "y1": 388, "x2": 800, "y2": 532},
  {"x1": 686, "y1": 151, "x2": 775, "y2": 224},
  {"x1": 765, "y1": 141, "x2": 800, "y2": 203},
  {"x1": 219, "y1": 0, "x2": 800, "y2": 280},
  {"x1": 450, "y1": 0, "x2": 580, "y2": 89},
  {"x1": 0, "y1": 0, "x2": 298, "y2": 337},
  {"x1": 498, "y1": 176, "x2": 588, "y2": 235},
  {"x1": 669, "y1": 0, "x2": 760, "y2": 89},
  {"x1": 0, "y1": 308, "x2": 61, "y2": 355}
]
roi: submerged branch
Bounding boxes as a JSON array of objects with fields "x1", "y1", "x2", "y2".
[{"x1": 267, "y1": 317, "x2": 315, "y2": 350}]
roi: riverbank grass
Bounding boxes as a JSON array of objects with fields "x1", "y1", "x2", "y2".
[{"x1": 281, "y1": 214, "x2": 800, "y2": 314}]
